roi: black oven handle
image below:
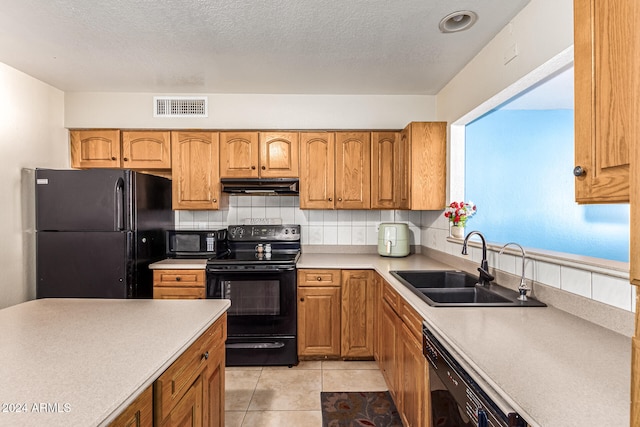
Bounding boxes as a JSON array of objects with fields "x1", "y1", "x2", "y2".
[{"x1": 207, "y1": 266, "x2": 296, "y2": 273}]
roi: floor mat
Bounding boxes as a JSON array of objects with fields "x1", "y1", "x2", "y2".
[{"x1": 320, "y1": 391, "x2": 403, "y2": 427}]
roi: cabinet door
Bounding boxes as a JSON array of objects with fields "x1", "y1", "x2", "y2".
[
  {"x1": 219, "y1": 132, "x2": 259, "y2": 178},
  {"x1": 159, "y1": 375, "x2": 203, "y2": 427},
  {"x1": 341, "y1": 270, "x2": 374, "y2": 359},
  {"x1": 399, "y1": 322, "x2": 429, "y2": 427},
  {"x1": 297, "y1": 286, "x2": 341, "y2": 358},
  {"x1": 299, "y1": 132, "x2": 335, "y2": 209},
  {"x1": 406, "y1": 122, "x2": 447, "y2": 210},
  {"x1": 398, "y1": 127, "x2": 411, "y2": 210},
  {"x1": 259, "y1": 132, "x2": 299, "y2": 178},
  {"x1": 122, "y1": 131, "x2": 171, "y2": 169},
  {"x1": 70, "y1": 130, "x2": 121, "y2": 168},
  {"x1": 335, "y1": 132, "x2": 371, "y2": 209},
  {"x1": 574, "y1": 0, "x2": 634, "y2": 204},
  {"x1": 171, "y1": 132, "x2": 221, "y2": 210},
  {"x1": 203, "y1": 346, "x2": 225, "y2": 427},
  {"x1": 380, "y1": 299, "x2": 399, "y2": 400},
  {"x1": 371, "y1": 132, "x2": 400, "y2": 209}
]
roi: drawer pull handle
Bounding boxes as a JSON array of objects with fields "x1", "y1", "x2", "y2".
[
  {"x1": 300, "y1": 297, "x2": 305, "y2": 302},
  {"x1": 202, "y1": 351, "x2": 209, "y2": 360},
  {"x1": 175, "y1": 277, "x2": 181, "y2": 281},
  {"x1": 317, "y1": 277, "x2": 322, "y2": 281}
]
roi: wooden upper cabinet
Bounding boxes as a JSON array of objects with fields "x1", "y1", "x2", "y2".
[
  {"x1": 219, "y1": 132, "x2": 260, "y2": 178},
  {"x1": 171, "y1": 131, "x2": 222, "y2": 210},
  {"x1": 70, "y1": 130, "x2": 121, "y2": 168},
  {"x1": 403, "y1": 122, "x2": 446, "y2": 210},
  {"x1": 259, "y1": 132, "x2": 299, "y2": 177},
  {"x1": 574, "y1": 0, "x2": 634, "y2": 203},
  {"x1": 371, "y1": 132, "x2": 401, "y2": 209},
  {"x1": 121, "y1": 131, "x2": 171, "y2": 169},
  {"x1": 300, "y1": 132, "x2": 335, "y2": 209},
  {"x1": 335, "y1": 132, "x2": 371, "y2": 209}
]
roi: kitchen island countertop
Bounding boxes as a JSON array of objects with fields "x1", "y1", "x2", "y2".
[
  {"x1": 0, "y1": 298, "x2": 230, "y2": 427},
  {"x1": 297, "y1": 252, "x2": 631, "y2": 427}
]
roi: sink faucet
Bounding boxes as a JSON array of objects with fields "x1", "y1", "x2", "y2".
[
  {"x1": 461, "y1": 231, "x2": 494, "y2": 287},
  {"x1": 499, "y1": 242, "x2": 531, "y2": 301}
]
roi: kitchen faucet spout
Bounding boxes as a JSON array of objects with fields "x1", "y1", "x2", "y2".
[
  {"x1": 499, "y1": 242, "x2": 531, "y2": 301},
  {"x1": 462, "y1": 231, "x2": 494, "y2": 286}
]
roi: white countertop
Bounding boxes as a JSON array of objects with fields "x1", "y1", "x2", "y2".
[
  {"x1": 0, "y1": 298, "x2": 230, "y2": 427},
  {"x1": 297, "y1": 253, "x2": 631, "y2": 427},
  {"x1": 149, "y1": 258, "x2": 208, "y2": 269}
]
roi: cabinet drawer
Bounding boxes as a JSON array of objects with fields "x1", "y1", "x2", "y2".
[
  {"x1": 155, "y1": 314, "x2": 226, "y2": 423},
  {"x1": 153, "y1": 270, "x2": 205, "y2": 287},
  {"x1": 400, "y1": 299, "x2": 422, "y2": 341},
  {"x1": 298, "y1": 269, "x2": 341, "y2": 286},
  {"x1": 109, "y1": 386, "x2": 153, "y2": 427},
  {"x1": 382, "y1": 281, "x2": 400, "y2": 314},
  {"x1": 153, "y1": 287, "x2": 206, "y2": 299}
]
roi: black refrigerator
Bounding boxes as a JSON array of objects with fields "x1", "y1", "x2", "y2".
[{"x1": 35, "y1": 168, "x2": 174, "y2": 299}]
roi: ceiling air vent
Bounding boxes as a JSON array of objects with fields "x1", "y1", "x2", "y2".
[{"x1": 153, "y1": 96, "x2": 208, "y2": 118}]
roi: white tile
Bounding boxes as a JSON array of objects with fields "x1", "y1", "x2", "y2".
[
  {"x1": 337, "y1": 225, "x2": 352, "y2": 245},
  {"x1": 366, "y1": 225, "x2": 379, "y2": 245},
  {"x1": 308, "y1": 226, "x2": 323, "y2": 244},
  {"x1": 265, "y1": 196, "x2": 280, "y2": 207},
  {"x1": 300, "y1": 227, "x2": 309, "y2": 245},
  {"x1": 560, "y1": 266, "x2": 591, "y2": 298},
  {"x1": 280, "y1": 196, "x2": 296, "y2": 207},
  {"x1": 393, "y1": 210, "x2": 408, "y2": 222},
  {"x1": 280, "y1": 207, "x2": 296, "y2": 224},
  {"x1": 323, "y1": 210, "x2": 338, "y2": 225},
  {"x1": 251, "y1": 196, "x2": 266, "y2": 207},
  {"x1": 237, "y1": 195, "x2": 252, "y2": 207},
  {"x1": 351, "y1": 226, "x2": 366, "y2": 245},
  {"x1": 351, "y1": 210, "x2": 368, "y2": 225},
  {"x1": 498, "y1": 253, "x2": 517, "y2": 275},
  {"x1": 265, "y1": 206, "x2": 281, "y2": 220},
  {"x1": 421, "y1": 211, "x2": 442, "y2": 228},
  {"x1": 592, "y1": 273, "x2": 633, "y2": 311},
  {"x1": 251, "y1": 206, "x2": 267, "y2": 219},
  {"x1": 337, "y1": 210, "x2": 353, "y2": 223},
  {"x1": 408, "y1": 210, "x2": 422, "y2": 226},
  {"x1": 409, "y1": 225, "x2": 420, "y2": 245},
  {"x1": 323, "y1": 226, "x2": 338, "y2": 244},
  {"x1": 535, "y1": 261, "x2": 561, "y2": 289},
  {"x1": 294, "y1": 208, "x2": 309, "y2": 226},
  {"x1": 380, "y1": 210, "x2": 394, "y2": 222},
  {"x1": 237, "y1": 207, "x2": 252, "y2": 223},
  {"x1": 308, "y1": 210, "x2": 324, "y2": 225},
  {"x1": 366, "y1": 210, "x2": 381, "y2": 224}
]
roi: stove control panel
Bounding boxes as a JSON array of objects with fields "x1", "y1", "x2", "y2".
[{"x1": 228, "y1": 224, "x2": 301, "y2": 241}]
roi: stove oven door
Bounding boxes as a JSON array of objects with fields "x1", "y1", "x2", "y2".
[{"x1": 207, "y1": 266, "x2": 297, "y2": 336}]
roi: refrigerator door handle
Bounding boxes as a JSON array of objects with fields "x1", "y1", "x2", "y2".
[{"x1": 115, "y1": 178, "x2": 125, "y2": 231}]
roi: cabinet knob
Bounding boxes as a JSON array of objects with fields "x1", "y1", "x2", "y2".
[
  {"x1": 261, "y1": 165, "x2": 266, "y2": 170},
  {"x1": 338, "y1": 198, "x2": 342, "y2": 202},
  {"x1": 175, "y1": 277, "x2": 181, "y2": 281},
  {"x1": 573, "y1": 166, "x2": 586, "y2": 177},
  {"x1": 328, "y1": 198, "x2": 332, "y2": 202},
  {"x1": 202, "y1": 351, "x2": 209, "y2": 360},
  {"x1": 212, "y1": 198, "x2": 217, "y2": 203},
  {"x1": 123, "y1": 157, "x2": 129, "y2": 161},
  {"x1": 316, "y1": 276, "x2": 322, "y2": 281},
  {"x1": 251, "y1": 166, "x2": 256, "y2": 170},
  {"x1": 300, "y1": 297, "x2": 305, "y2": 302},
  {"x1": 111, "y1": 157, "x2": 117, "y2": 161}
]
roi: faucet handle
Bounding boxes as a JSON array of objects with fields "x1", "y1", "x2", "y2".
[{"x1": 517, "y1": 278, "x2": 530, "y2": 301}]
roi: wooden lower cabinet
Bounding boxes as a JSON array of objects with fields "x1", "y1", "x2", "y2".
[
  {"x1": 297, "y1": 284, "x2": 342, "y2": 358},
  {"x1": 155, "y1": 313, "x2": 226, "y2": 427},
  {"x1": 378, "y1": 280, "x2": 430, "y2": 427},
  {"x1": 153, "y1": 269, "x2": 206, "y2": 299},
  {"x1": 341, "y1": 270, "x2": 375, "y2": 359}
]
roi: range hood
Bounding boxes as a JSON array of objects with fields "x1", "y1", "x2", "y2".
[{"x1": 221, "y1": 178, "x2": 299, "y2": 195}]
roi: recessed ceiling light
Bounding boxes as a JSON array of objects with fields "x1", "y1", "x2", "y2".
[{"x1": 439, "y1": 10, "x2": 478, "y2": 33}]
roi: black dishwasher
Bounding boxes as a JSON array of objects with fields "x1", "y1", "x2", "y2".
[{"x1": 423, "y1": 323, "x2": 527, "y2": 427}]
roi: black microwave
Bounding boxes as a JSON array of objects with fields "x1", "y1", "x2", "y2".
[{"x1": 166, "y1": 229, "x2": 227, "y2": 258}]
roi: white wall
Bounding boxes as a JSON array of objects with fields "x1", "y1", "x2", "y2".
[
  {"x1": 0, "y1": 63, "x2": 67, "y2": 309},
  {"x1": 64, "y1": 93, "x2": 436, "y2": 130}
]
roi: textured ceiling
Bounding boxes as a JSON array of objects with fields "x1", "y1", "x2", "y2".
[{"x1": 0, "y1": 0, "x2": 530, "y2": 94}]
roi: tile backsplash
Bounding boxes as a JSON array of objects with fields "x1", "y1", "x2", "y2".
[{"x1": 174, "y1": 195, "x2": 424, "y2": 246}]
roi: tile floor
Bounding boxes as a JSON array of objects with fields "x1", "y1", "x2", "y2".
[{"x1": 225, "y1": 360, "x2": 389, "y2": 427}]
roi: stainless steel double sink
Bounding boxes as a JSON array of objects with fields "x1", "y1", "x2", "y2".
[{"x1": 390, "y1": 270, "x2": 546, "y2": 307}]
